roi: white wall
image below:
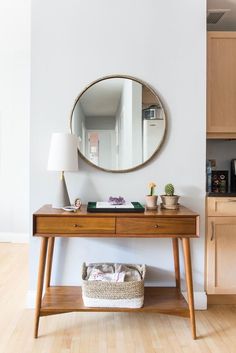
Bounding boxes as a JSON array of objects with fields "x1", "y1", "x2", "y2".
[
  {"x1": 0, "y1": 0, "x2": 30, "y2": 241},
  {"x1": 116, "y1": 80, "x2": 142, "y2": 169},
  {"x1": 117, "y1": 80, "x2": 133, "y2": 168},
  {"x1": 131, "y1": 81, "x2": 142, "y2": 166},
  {"x1": 30, "y1": 0, "x2": 206, "y2": 294},
  {"x1": 73, "y1": 101, "x2": 85, "y2": 154}
]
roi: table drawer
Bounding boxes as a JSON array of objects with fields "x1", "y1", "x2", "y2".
[
  {"x1": 116, "y1": 217, "x2": 196, "y2": 235},
  {"x1": 35, "y1": 216, "x2": 116, "y2": 234},
  {"x1": 207, "y1": 197, "x2": 236, "y2": 216}
]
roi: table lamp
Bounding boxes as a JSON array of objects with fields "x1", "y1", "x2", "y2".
[{"x1": 47, "y1": 133, "x2": 78, "y2": 208}]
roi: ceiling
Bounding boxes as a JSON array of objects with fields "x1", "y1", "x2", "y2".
[
  {"x1": 80, "y1": 79, "x2": 124, "y2": 117},
  {"x1": 208, "y1": 0, "x2": 236, "y2": 30}
]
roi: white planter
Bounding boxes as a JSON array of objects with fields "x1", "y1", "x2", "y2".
[
  {"x1": 161, "y1": 195, "x2": 179, "y2": 209},
  {"x1": 145, "y1": 195, "x2": 158, "y2": 209}
]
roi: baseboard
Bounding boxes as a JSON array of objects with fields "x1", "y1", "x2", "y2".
[
  {"x1": 0, "y1": 232, "x2": 29, "y2": 243},
  {"x1": 182, "y1": 291, "x2": 207, "y2": 310},
  {"x1": 26, "y1": 289, "x2": 207, "y2": 310},
  {"x1": 207, "y1": 294, "x2": 236, "y2": 305},
  {"x1": 26, "y1": 290, "x2": 36, "y2": 308}
]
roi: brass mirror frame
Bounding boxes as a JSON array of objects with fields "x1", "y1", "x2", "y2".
[{"x1": 69, "y1": 74, "x2": 167, "y2": 173}]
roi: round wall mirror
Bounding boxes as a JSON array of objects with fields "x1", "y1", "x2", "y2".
[{"x1": 70, "y1": 75, "x2": 167, "y2": 172}]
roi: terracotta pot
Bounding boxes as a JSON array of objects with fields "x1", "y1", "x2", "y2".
[
  {"x1": 161, "y1": 195, "x2": 179, "y2": 209},
  {"x1": 145, "y1": 195, "x2": 158, "y2": 209}
]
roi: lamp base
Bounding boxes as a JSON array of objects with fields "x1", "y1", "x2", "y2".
[{"x1": 52, "y1": 172, "x2": 70, "y2": 208}]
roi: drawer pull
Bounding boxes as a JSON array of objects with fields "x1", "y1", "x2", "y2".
[
  {"x1": 228, "y1": 199, "x2": 236, "y2": 202},
  {"x1": 211, "y1": 221, "x2": 214, "y2": 241},
  {"x1": 73, "y1": 224, "x2": 81, "y2": 228},
  {"x1": 154, "y1": 224, "x2": 159, "y2": 228}
]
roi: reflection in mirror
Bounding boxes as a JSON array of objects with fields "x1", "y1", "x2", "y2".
[{"x1": 71, "y1": 77, "x2": 166, "y2": 172}]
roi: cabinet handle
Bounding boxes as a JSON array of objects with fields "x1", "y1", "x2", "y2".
[
  {"x1": 73, "y1": 224, "x2": 80, "y2": 228},
  {"x1": 211, "y1": 221, "x2": 214, "y2": 241},
  {"x1": 154, "y1": 224, "x2": 159, "y2": 228},
  {"x1": 228, "y1": 199, "x2": 236, "y2": 202}
]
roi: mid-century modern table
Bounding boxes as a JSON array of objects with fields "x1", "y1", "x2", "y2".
[{"x1": 33, "y1": 204, "x2": 199, "y2": 339}]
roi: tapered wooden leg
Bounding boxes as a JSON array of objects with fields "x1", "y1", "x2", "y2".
[
  {"x1": 45, "y1": 237, "x2": 55, "y2": 288},
  {"x1": 172, "y1": 238, "x2": 180, "y2": 289},
  {"x1": 34, "y1": 237, "x2": 48, "y2": 338},
  {"x1": 182, "y1": 238, "x2": 196, "y2": 339}
]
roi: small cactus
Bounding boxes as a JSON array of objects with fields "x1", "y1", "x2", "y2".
[
  {"x1": 165, "y1": 183, "x2": 175, "y2": 196},
  {"x1": 148, "y1": 182, "x2": 156, "y2": 196}
]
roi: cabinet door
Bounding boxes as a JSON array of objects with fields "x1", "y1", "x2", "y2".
[
  {"x1": 207, "y1": 32, "x2": 236, "y2": 137},
  {"x1": 206, "y1": 217, "x2": 236, "y2": 294}
]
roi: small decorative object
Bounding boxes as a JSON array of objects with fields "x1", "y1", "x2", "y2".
[
  {"x1": 161, "y1": 183, "x2": 179, "y2": 210},
  {"x1": 62, "y1": 206, "x2": 78, "y2": 212},
  {"x1": 145, "y1": 182, "x2": 158, "y2": 210},
  {"x1": 211, "y1": 170, "x2": 228, "y2": 193},
  {"x1": 206, "y1": 159, "x2": 216, "y2": 192},
  {"x1": 74, "y1": 198, "x2": 82, "y2": 209},
  {"x1": 108, "y1": 196, "x2": 125, "y2": 205}
]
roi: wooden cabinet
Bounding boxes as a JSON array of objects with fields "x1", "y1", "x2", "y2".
[
  {"x1": 207, "y1": 32, "x2": 236, "y2": 139},
  {"x1": 206, "y1": 198, "x2": 236, "y2": 295}
]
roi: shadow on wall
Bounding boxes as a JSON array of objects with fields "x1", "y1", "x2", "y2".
[
  {"x1": 54, "y1": 237, "x2": 70, "y2": 285},
  {"x1": 54, "y1": 241, "x2": 177, "y2": 286},
  {"x1": 52, "y1": 237, "x2": 197, "y2": 287},
  {"x1": 145, "y1": 266, "x2": 175, "y2": 286}
]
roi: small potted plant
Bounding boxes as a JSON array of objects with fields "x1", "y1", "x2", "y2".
[
  {"x1": 146, "y1": 182, "x2": 158, "y2": 209},
  {"x1": 161, "y1": 184, "x2": 179, "y2": 210}
]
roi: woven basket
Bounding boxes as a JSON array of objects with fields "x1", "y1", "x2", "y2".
[{"x1": 82, "y1": 263, "x2": 146, "y2": 308}]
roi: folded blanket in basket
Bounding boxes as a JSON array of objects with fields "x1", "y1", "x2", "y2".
[
  {"x1": 86, "y1": 263, "x2": 142, "y2": 282},
  {"x1": 87, "y1": 269, "x2": 125, "y2": 282}
]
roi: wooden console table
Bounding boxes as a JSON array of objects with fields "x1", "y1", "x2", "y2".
[{"x1": 33, "y1": 204, "x2": 199, "y2": 339}]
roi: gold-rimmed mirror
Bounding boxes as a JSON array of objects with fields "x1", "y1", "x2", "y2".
[{"x1": 70, "y1": 75, "x2": 167, "y2": 172}]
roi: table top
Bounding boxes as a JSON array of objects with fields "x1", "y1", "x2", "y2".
[{"x1": 34, "y1": 204, "x2": 199, "y2": 218}]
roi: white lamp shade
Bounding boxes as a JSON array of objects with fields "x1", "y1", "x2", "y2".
[{"x1": 47, "y1": 133, "x2": 79, "y2": 171}]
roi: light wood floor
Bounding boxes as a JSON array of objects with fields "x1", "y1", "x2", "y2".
[{"x1": 1, "y1": 244, "x2": 236, "y2": 353}]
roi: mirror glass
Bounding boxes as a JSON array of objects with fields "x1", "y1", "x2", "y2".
[{"x1": 70, "y1": 76, "x2": 166, "y2": 172}]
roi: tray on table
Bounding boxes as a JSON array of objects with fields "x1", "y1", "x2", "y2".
[{"x1": 87, "y1": 201, "x2": 145, "y2": 213}]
